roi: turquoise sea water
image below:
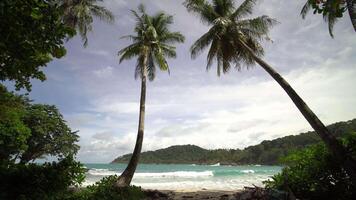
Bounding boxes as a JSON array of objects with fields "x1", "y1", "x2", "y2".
[{"x1": 84, "y1": 163, "x2": 282, "y2": 191}]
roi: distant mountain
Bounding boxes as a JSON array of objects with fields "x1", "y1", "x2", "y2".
[{"x1": 111, "y1": 118, "x2": 356, "y2": 165}]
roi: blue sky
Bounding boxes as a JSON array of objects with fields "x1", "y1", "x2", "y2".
[{"x1": 8, "y1": 0, "x2": 356, "y2": 163}]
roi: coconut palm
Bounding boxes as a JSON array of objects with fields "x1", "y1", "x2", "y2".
[
  {"x1": 184, "y1": 0, "x2": 356, "y2": 179},
  {"x1": 301, "y1": 0, "x2": 356, "y2": 37},
  {"x1": 116, "y1": 5, "x2": 184, "y2": 187},
  {"x1": 57, "y1": 0, "x2": 114, "y2": 46}
]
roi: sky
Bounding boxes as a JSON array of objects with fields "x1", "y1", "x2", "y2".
[{"x1": 10, "y1": 0, "x2": 356, "y2": 163}]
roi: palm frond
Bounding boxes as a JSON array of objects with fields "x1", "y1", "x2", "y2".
[
  {"x1": 300, "y1": 0, "x2": 313, "y2": 19},
  {"x1": 160, "y1": 44, "x2": 177, "y2": 58},
  {"x1": 147, "y1": 52, "x2": 156, "y2": 81},
  {"x1": 90, "y1": 5, "x2": 114, "y2": 23},
  {"x1": 118, "y1": 42, "x2": 141, "y2": 63},
  {"x1": 213, "y1": 0, "x2": 234, "y2": 16},
  {"x1": 237, "y1": 15, "x2": 278, "y2": 37},
  {"x1": 347, "y1": 0, "x2": 356, "y2": 31},
  {"x1": 153, "y1": 48, "x2": 169, "y2": 72},
  {"x1": 191, "y1": 26, "x2": 217, "y2": 59},
  {"x1": 206, "y1": 39, "x2": 219, "y2": 71},
  {"x1": 160, "y1": 32, "x2": 185, "y2": 43},
  {"x1": 184, "y1": 0, "x2": 219, "y2": 24},
  {"x1": 59, "y1": 0, "x2": 115, "y2": 47},
  {"x1": 231, "y1": 0, "x2": 257, "y2": 20},
  {"x1": 118, "y1": 4, "x2": 184, "y2": 80},
  {"x1": 152, "y1": 12, "x2": 173, "y2": 32},
  {"x1": 324, "y1": 0, "x2": 338, "y2": 38}
]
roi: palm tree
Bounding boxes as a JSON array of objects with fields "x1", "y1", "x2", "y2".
[
  {"x1": 184, "y1": 0, "x2": 356, "y2": 180},
  {"x1": 57, "y1": 0, "x2": 114, "y2": 46},
  {"x1": 301, "y1": 0, "x2": 356, "y2": 37},
  {"x1": 116, "y1": 5, "x2": 185, "y2": 187}
]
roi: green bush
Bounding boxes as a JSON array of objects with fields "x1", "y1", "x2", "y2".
[
  {"x1": 0, "y1": 156, "x2": 85, "y2": 200},
  {"x1": 265, "y1": 133, "x2": 356, "y2": 200},
  {"x1": 62, "y1": 175, "x2": 145, "y2": 200}
]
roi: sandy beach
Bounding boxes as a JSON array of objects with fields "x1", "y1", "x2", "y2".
[
  {"x1": 145, "y1": 187, "x2": 265, "y2": 200},
  {"x1": 144, "y1": 189, "x2": 246, "y2": 200}
]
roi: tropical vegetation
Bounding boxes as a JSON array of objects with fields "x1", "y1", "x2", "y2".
[
  {"x1": 0, "y1": 0, "x2": 75, "y2": 91},
  {"x1": 301, "y1": 0, "x2": 356, "y2": 37},
  {"x1": 183, "y1": 0, "x2": 356, "y2": 182},
  {"x1": 265, "y1": 132, "x2": 356, "y2": 199},
  {"x1": 57, "y1": 0, "x2": 115, "y2": 46},
  {"x1": 116, "y1": 4, "x2": 184, "y2": 187},
  {"x1": 61, "y1": 175, "x2": 145, "y2": 200},
  {"x1": 0, "y1": 85, "x2": 85, "y2": 200}
]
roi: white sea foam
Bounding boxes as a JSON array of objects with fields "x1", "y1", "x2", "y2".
[
  {"x1": 88, "y1": 168, "x2": 118, "y2": 176},
  {"x1": 134, "y1": 171, "x2": 213, "y2": 178},
  {"x1": 241, "y1": 170, "x2": 255, "y2": 173},
  {"x1": 88, "y1": 169, "x2": 214, "y2": 178},
  {"x1": 210, "y1": 163, "x2": 220, "y2": 166}
]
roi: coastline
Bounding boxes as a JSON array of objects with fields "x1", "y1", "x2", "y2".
[
  {"x1": 144, "y1": 189, "x2": 241, "y2": 200},
  {"x1": 143, "y1": 187, "x2": 273, "y2": 200}
]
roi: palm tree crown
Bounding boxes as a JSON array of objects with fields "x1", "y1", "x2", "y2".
[
  {"x1": 58, "y1": 0, "x2": 114, "y2": 46},
  {"x1": 301, "y1": 0, "x2": 355, "y2": 38},
  {"x1": 118, "y1": 5, "x2": 185, "y2": 81},
  {"x1": 184, "y1": 0, "x2": 278, "y2": 75}
]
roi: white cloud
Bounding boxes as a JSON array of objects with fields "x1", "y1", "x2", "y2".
[{"x1": 93, "y1": 66, "x2": 114, "y2": 78}]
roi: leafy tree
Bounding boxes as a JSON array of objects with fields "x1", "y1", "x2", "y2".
[
  {"x1": 116, "y1": 4, "x2": 185, "y2": 187},
  {"x1": 0, "y1": 85, "x2": 30, "y2": 163},
  {"x1": 301, "y1": 0, "x2": 356, "y2": 37},
  {"x1": 0, "y1": 85, "x2": 79, "y2": 164},
  {"x1": 20, "y1": 104, "x2": 80, "y2": 163},
  {"x1": 265, "y1": 133, "x2": 356, "y2": 199},
  {"x1": 58, "y1": 0, "x2": 115, "y2": 46},
  {"x1": 184, "y1": 0, "x2": 356, "y2": 181},
  {"x1": 0, "y1": 0, "x2": 75, "y2": 91},
  {"x1": 0, "y1": 85, "x2": 84, "y2": 199}
]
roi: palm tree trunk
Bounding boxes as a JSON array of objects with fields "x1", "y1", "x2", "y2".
[
  {"x1": 239, "y1": 40, "x2": 356, "y2": 182},
  {"x1": 346, "y1": 0, "x2": 356, "y2": 32},
  {"x1": 115, "y1": 57, "x2": 148, "y2": 188}
]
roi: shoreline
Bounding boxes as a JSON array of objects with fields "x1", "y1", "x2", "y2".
[
  {"x1": 143, "y1": 186, "x2": 272, "y2": 200},
  {"x1": 144, "y1": 189, "x2": 242, "y2": 200}
]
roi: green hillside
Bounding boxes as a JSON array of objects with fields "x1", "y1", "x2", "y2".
[{"x1": 111, "y1": 118, "x2": 356, "y2": 165}]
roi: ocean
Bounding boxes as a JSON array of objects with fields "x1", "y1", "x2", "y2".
[{"x1": 84, "y1": 163, "x2": 282, "y2": 191}]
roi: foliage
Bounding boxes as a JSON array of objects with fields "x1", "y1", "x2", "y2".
[
  {"x1": 0, "y1": 0, "x2": 75, "y2": 91},
  {"x1": 0, "y1": 85, "x2": 79, "y2": 164},
  {"x1": 0, "y1": 156, "x2": 86, "y2": 200},
  {"x1": 184, "y1": 0, "x2": 277, "y2": 75},
  {"x1": 0, "y1": 85, "x2": 31, "y2": 162},
  {"x1": 112, "y1": 119, "x2": 356, "y2": 165},
  {"x1": 58, "y1": 0, "x2": 115, "y2": 46},
  {"x1": 264, "y1": 133, "x2": 356, "y2": 200},
  {"x1": 118, "y1": 4, "x2": 185, "y2": 81},
  {"x1": 301, "y1": 0, "x2": 348, "y2": 37},
  {"x1": 61, "y1": 175, "x2": 145, "y2": 200},
  {"x1": 20, "y1": 104, "x2": 79, "y2": 163}
]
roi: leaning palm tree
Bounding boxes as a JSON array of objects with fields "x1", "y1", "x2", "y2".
[
  {"x1": 57, "y1": 0, "x2": 114, "y2": 46},
  {"x1": 116, "y1": 5, "x2": 184, "y2": 187},
  {"x1": 184, "y1": 0, "x2": 356, "y2": 180},
  {"x1": 301, "y1": 0, "x2": 356, "y2": 37}
]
